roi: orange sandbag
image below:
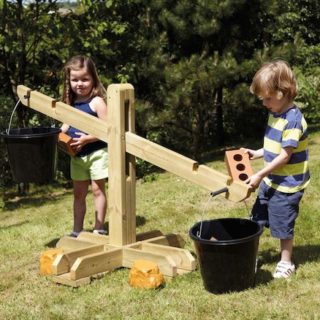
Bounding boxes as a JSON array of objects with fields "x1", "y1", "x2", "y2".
[
  {"x1": 39, "y1": 248, "x2": 64, "y2": 275},
  {"x1": 128, "y1": 260, "x2": 165, "y2": 289}
]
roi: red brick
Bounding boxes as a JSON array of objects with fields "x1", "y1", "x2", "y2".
[
  {"x1": 58, "y1": 132, "x2": 77, "y2": 157},
  {"x1": 224, "y1": 149, "x2": 253, "y2": 182}
]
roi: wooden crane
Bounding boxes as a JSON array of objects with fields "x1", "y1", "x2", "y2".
[{"x1": 17, "y1": 84, "x2": 251, "y2": 286}]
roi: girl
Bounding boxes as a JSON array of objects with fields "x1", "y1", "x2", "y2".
[{"x1": 61, "y1": 55, "x2": 108, "y2": 237}]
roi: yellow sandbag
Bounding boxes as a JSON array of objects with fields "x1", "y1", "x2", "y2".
[
  {"x1": 39, "y1": 248, "x2": 64, "y2": 275},
  {"x1": 128, "y1": 260, "x2": 165, "y2": 289}
]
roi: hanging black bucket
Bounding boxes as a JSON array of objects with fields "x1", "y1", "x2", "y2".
[
  {"x1": 189, "y1": 218, "x2": 263, "y2": 294},
  {"x1": 1, "y1": 127, "x2": 61, "y2": 184}
]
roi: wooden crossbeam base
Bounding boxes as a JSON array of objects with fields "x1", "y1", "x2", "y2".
[{"x1": 50, "y1": 232, "x2": 196, "y2": 287}]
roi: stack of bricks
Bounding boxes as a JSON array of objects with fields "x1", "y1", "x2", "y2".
[{"x1": 224, "y1": 149, "x2": 253, "y2": 182}]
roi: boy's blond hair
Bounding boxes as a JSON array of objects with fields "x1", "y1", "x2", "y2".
[{"x1": 250, "y1": 60, "x2": 297, "y2": 101}]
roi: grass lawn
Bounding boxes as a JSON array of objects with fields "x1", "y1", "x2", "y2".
[{"x1": 1, "y1": 131, "x2": 320, "y2": 320}]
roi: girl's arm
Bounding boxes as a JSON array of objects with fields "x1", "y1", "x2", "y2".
[
  {"x1": 61, "y1": 123, "x2": 69, "y2": 133},
  {"x1": 71, "y1": 97, "x2": 107, "y2": 150},
  {"x1": 91, "y1": 96, "x2": 107, "y2": 121}
]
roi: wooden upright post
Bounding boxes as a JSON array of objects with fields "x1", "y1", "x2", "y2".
[{"x1": 107, "y1": 84, "x2": 136, "y2": 246}]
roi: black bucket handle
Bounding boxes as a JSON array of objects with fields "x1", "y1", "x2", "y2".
[
  {"x1": 197, "y1": 187, "x2": 229, "y2": 238},
  {"x1": 6, "y1": 99, "x2": 21, "y2": 134},
  {"x1": 6, "y1": 93, "x2": 56, "y2": 135}
]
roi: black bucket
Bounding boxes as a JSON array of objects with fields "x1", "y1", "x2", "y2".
[
  {"x1": 189, "y1": 218, "x2": 263, "y2": 294},
  {"x1": 1, "y1": 127, "x2": 61, "y2": 184}
]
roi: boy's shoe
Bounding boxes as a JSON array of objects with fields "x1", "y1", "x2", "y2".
[
  {"x1": 93, "y1": 229, "x2": 107, "y2": 235},
  {"x1": 273, "y1": 261, "x2": 295, "y2": 279}
]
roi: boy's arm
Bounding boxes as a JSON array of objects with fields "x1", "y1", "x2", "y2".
[
  {"x1": 241, "y1": 148, "x2": 264, "y2": 160},
  {"x1": 246, "y1": 146, "x2": 293, "y2": 189}
]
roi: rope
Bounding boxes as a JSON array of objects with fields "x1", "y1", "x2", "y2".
[{"x1": 243, "y1": 199, "x2": 251, "y2": 218}]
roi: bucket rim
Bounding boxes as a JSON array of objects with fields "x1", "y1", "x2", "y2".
[
  {"x1": 189, "y1": 217, "x2": 263, "y2": 245},
  {"x1": 0, "y1": 127, "x2": 61, "y2": 139}
]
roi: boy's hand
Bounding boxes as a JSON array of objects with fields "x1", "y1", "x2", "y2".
[
  {"x1": 240, "y1": 147, "x2": 263, "y2": 160},
  {"x1": 245, "y1": 173, "x2": 263, "y2": 190}
]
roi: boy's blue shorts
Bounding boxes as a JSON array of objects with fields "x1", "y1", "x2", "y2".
[{"x1": 251, "y1": 181, "x2": 304, "y2": 239}]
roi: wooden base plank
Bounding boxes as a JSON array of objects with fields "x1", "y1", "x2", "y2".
[
  {"x1": 77, "y1": 232, "x2": 110, "y2": 244},
  {"x1": 56, "y1": 236, "x2": 95, "y2": 250},
  {"x1": 50, "y1": 232, "x2": 195, "y2": 286},
  {"x1": 142, "y1": 233, "x2": 186, "y2": 248},
  {"x1": 51, "y1": 273, "x2": 91, "y2": 287},
  {"x1": 140, "y1": 243, "x2": 196, "y2": 271},
  {"x1": 70, "y1": 248, "x2": 122, "y2": 280},
  {"x1": 52, "y1": 244, "x2": 105, "y2": 275},
  {"x1": 136, "y1": 230, "x2": 164, "y2": 241}
]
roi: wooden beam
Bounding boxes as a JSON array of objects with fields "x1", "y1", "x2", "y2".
[
  {"x1": 16, "y1": 85, "x2": 250, "y2": 202},
  {"x1": 226, "y1": 179, "x2": 251, "y2": 202},
  {"x1": 52, "y1": 244, "x2": 105, "y2": 275},
  {"x1": 136, "y1": 230, "x2": 164, "y2": 241},
  {"x1": 142, "y1": 234, "x2": 186, "y2": 248},
  {"x1": 139, "y1": 243, "x2": 196, "y2": 271},
  {"x1": 125, "y1": 132, "x2": 251, "y2": 201},
  {"x1": 51, "y1": 273, "x2": 91, "y2": 287},
  {"x1": 76, "y1": 231, "x2": 110, "y2": 245},
  {"x1": 17, "y1": 85, "x2": 110, "y2": 143},
  {"x1": 125, "y1": 131, "x2": 199, "y2": 177},
  {"x1": 56, "y1": 236, "x2": 97, "y2": 250}
]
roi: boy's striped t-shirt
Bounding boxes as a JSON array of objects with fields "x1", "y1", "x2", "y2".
[{"x1": 263, "y1": 106, "x2": 310, "y2": 193}]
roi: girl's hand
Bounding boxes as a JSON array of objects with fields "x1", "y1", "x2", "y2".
[{"x1": 70, "y1": 132, "x2": 89, "y2": 152}]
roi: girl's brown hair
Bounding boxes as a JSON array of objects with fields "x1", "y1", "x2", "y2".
[
  {"x1": 250, "y1": 60, "x2": 297, "y2": 101},
  {"x1": 62, "y1": 55, "x2": 106, "y2": 105}
]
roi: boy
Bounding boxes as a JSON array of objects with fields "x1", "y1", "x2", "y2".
[{"x1": 242, "y1": 60, "x2": 310, "y2": 278}]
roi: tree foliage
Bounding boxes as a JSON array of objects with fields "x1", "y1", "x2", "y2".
[{"x1": 1, "y1": 0, "x2": 320, "y2": 190}]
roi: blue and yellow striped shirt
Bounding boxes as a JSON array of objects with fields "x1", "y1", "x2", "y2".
[{"x1": 263, "y1": 106, "x2": 310, "y2": 193}]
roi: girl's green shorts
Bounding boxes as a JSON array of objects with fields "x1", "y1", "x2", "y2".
[{"x1": 70, "y1": 148, "x2": 108, "y2": 181}]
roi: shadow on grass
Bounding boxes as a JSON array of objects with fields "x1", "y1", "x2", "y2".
[
  {"x1": 3, "y1": 189, "x2": 73, "y2": 211},
  {"x1": 293, "y1": 244, "x2": 320, "y2": 266},
  {"x1": 255, "y1": 244, "x2": 320, "y2": 285},
  {"x1": 0, "y1": 220, "x2": 30, "y2": 230},
  {"x1": 46, "y1": 238, "x2": 60, "y2": 248},
  {"x1": 259, "y1": 244, "x2": 320, "y2": 266},
  {"x1": 255, "y1": 269, "x2": 273, "y2": 285}
]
